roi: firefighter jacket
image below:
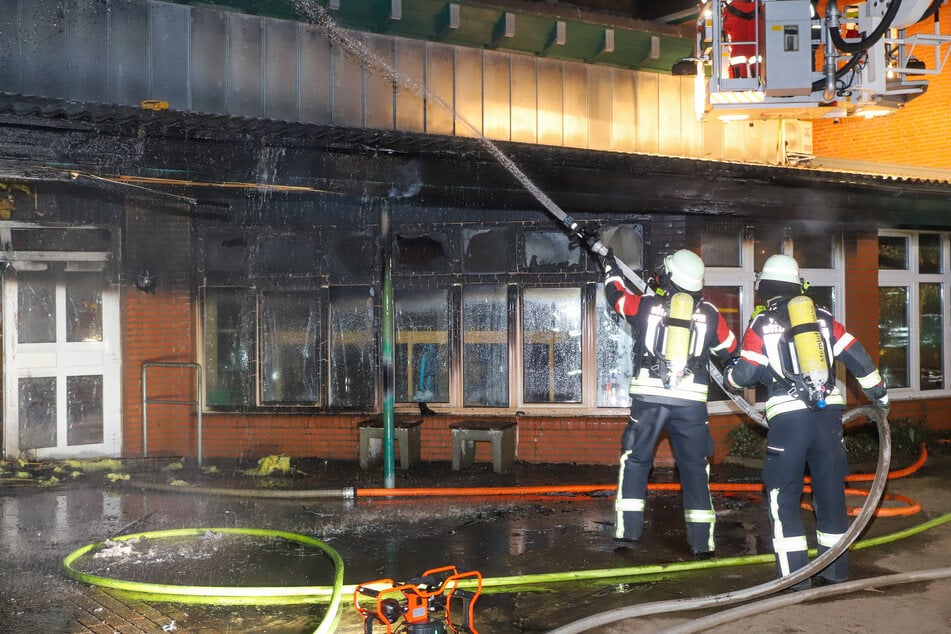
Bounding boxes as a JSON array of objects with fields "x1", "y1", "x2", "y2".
[
  {"x1": 604, "y1": 270, "x2": 737, "y2": 405},
  {"x1": 726, "y1": 297, "x2": 884, "y2": 420}
]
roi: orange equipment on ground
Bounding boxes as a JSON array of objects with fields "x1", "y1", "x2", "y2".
[{"x1": 354, "y1": 565, "x2": 482, "y2": 633}]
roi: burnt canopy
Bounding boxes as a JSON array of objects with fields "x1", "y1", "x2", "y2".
[{"x1": 0, "y1": 94, "x2": 948, "y2": 229}]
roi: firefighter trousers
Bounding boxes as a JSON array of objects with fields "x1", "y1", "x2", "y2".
[
  {"x1": 763, "y1": 407, "x2": 849, "y2": 586},
  {"x1": 614, "y1": 401, "x2": 716, "y2": 554}
]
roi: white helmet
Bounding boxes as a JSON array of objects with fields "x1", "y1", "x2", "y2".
[
  {"x1": 758, "y1": 254, "x2": 801, "y2": 286},
  {"x1": 664, "y1": 249, "x2": 704, "y2": 292}
]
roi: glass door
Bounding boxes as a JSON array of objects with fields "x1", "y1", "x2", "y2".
[{"x1": 3, "y1": 269, "x2": 121, "y2": 458}]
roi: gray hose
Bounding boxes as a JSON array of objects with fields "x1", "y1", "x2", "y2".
[
  {"x1": 125, "y1": 480, "x2": 356, "y2": 499},
  {"x1": 546, "y1": 406, "x2": 890, "y2": 634},
  {"x1": 664, "y1": 566, "x2": 951, "y2": 633}
]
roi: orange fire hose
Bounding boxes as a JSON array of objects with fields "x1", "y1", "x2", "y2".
[
  {"x1": 356, "y1": 443, "x2": 927, "y2": 499},
  {"x1": 355, "y1": 443, "x2": 929, "y2": 517}
]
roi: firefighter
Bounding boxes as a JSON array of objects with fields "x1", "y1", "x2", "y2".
[
  {"x1": 725, "y1": 254, "x2": 889, "y2": 589},
  {"x1": 722, "y1": 0, "x2": 759, "y2": 78},
  {"x1": 601, "y1": 249, "x2": 738, "y2": 558}
]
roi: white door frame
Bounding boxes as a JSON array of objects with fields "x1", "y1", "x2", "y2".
[{"x1": 2, "y1": 264, "x2": 122, "y2": 459}]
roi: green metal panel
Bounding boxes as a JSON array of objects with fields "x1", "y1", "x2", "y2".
[{"x1": 174, "y1": 0, "x2": 694, "y2": 73}]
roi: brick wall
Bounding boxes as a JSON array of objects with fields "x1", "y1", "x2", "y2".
[
  {"x1": 122, "y1": 202, "x2": 197, "y2": 457},
  {"x1": 843, "y1": 230, "x2": 881, "y2": 403},
  {"x1": 812, "y1": 3, "x2": 951, "y2": 169},
  {"x1": 166, "y1": 410, "x2": 751, "y2": 468}
]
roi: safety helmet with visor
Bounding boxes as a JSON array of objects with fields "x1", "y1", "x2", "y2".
[
  {"x1": 663, "y1": 249, "x2": 705, "y2": 293},
  {"x1": 756, "y1": 254, "x2": 803, "y2": 299}
]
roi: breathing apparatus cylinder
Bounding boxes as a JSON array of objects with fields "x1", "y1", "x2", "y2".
[
  {"x1": 787, "y1": 294, "x2": 829, "y2": 408},
  {"x1": 663, "y1": 292, "x2": 695, "y2": 388}
]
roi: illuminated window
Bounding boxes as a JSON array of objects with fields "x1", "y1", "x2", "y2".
[
  {"x1": 879, "y1": 232, "x2": 948, "y2": 393},
  {"x1": 395, "y1": 289, "x2": 450, "y2": 403},
  {"x1": 462, "y1": 285, "x2": 509, "y2": 407},
  {"x1": 522, "y1": 287, "x2": 583, "y2": 403}
]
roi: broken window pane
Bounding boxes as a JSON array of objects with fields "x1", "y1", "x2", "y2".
[
  {"x1": 19, "y1": 376, "x2": 56, "y2": 449},
  {"x1": 396, "y1": 289, "x2": 450, "y2": 403},
  {"x1": 330, "y1": 287, "x2": 376, "y2": 408},
  {"x1": 522, "y1": 287, "x2": 582, "y2": 403},
  {"x1": 596, "y1": 284, "x2": 632, "y2": 408},
  {"x1": 395, "y1": 232, "x2": 450, "y2": 273},
  {"x1": 67, "y1": 374, "x2": 103, "y2": 445},
  {"x1": 523, "y1": 231, "x2": 579, "y2": 269},
  {"x1": 463, "y1": 227, "x2": 513, "y2": 273},
  {"x1": 260, "y1": 291, "x2": 319, "y2": 404},
  {"x1": 463, "y1": 285, "x2": 509, "y2": 407},
  {"x1": 66, "y1": 274, "x2": 103, "y2": 343},
  {"x1": 17, "y1": 272, "x2": 55, "y2": 344},
  {"x1": 601, "y1": 224, "x2": 643, "y2": 272},
  {"x1": 203, "y1": 288, "x2": 254, "y2": 407}
]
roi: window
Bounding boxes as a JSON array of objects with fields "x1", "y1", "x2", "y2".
[
  {"x1": 462, "y1": 285, "x2": 509, "y2": 407},
  {"x1": 523, "y1": 231, "x2": 580, "y2": 270},
  {"x1": 522, "y1": 287, "x2": 583, "y2": 403},
  {"x1": 200, "y1": 225, "x2": 379, "y2": 411},
  {"x1": 395, "y1": 289, "x2": 450, "y2": 403},
  {"x1": 198, "y1": 217, "x2": 856, "y2": 416},
  {"x1": 260, "y1": 291, "x2": 319, "y2": 404},
  {"x1": 463, "y1": 227, "x2": 514, "y2": 273},
  {"x1": 595, "y1": 284, "x2": 632, "y2": 408},
  {"x1": 703, "y1": 285, "x2": 743, "y2": 403},
  {"x1": 879, "y1": 286, "x2": 909, "y2": 388},
  {"x1": 329, "y1": 287, "x2": 376, "y2": 408},
  {"x1": 203, "y1": 288, "x2": 254, "y2": 407},
  {"x1": 879, "y1": 232, "x2": 949, "y2": 394}
]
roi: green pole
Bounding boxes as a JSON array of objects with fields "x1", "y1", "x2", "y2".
[{"x1": 380, "y1": 202, "x2": 396, "y2": 488}]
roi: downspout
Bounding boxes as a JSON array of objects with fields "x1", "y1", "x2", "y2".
[{"x1": 380, "y1": 201, "x2": 396, "y2": 489}]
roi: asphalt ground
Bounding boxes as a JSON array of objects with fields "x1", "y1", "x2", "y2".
[{"x1": 0, "y1": 440, "x2": 948, "y2": 633}]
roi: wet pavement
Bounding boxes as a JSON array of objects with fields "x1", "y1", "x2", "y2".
[{"x1": 1, "y1": 442, "x2": 949, "y2": 634}]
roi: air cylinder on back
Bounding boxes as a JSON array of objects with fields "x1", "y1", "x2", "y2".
[
  {"x1": 663, "y1": 292, "x2": 695, "y2": 388},
  {"x1": 787, "y1": 294, "x2": 829, "y2": 408}
]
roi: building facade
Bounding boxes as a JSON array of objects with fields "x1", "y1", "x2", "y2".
[{"x1": 0, "y1": 0, "x2": 949, "y2": 466}]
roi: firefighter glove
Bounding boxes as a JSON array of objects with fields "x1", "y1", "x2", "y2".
[
  {"x1": 723, "y1": 356, "x2": 742, "y2": 391},
  {"x1": 598, "y1": 248, "x2": 616, "y2": 273},
  {"x1": 863, "y1": 382, "x2": 889, "y2": 417}
]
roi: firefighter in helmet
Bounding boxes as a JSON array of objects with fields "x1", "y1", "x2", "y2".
[
  {"x1": 725, "y1": 254, "x2": 889, "y2": 589},
  {"x1": 601, "y1": 249, "x2": 737, "y2": 558}
]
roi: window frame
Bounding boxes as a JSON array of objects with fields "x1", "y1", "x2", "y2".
[{"x1": 878, "y1": 230, "x2": 951, "y2": 398}]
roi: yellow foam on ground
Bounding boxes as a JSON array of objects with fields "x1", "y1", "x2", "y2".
[
  {"x1": 243, "y1": 455, "x2": 293, "y2": 477},
  {"x1": 64, "y1": 458, "x2": 124, "y2": 472}
]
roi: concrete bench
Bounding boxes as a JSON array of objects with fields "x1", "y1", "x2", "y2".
[
  {"x1": 358, "y1": 416, "x2": 422, "y2": 470},
  {"x1": 450, "y1": 419, "x2": 517, "y2": 474}
]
